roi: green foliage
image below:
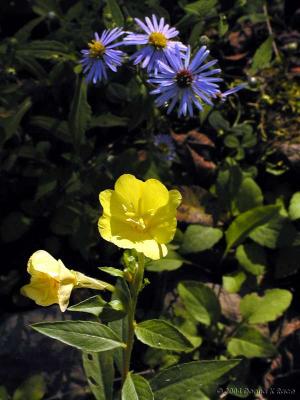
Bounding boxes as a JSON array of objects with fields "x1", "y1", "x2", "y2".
[
  {"x1": 236, "y1": 243, "x2": 266, "y2": 275},
  {"x1": 227, "y1": 326, "x2": 276, "y2": 358},
  {"x1": 150, "y1": 360, "x2": 240, "y2": 399},
  {"x1": 12, "y1": 375, "x2": 46, "y2": 400},
  {"x1": 122, "y1": 373, "x2": 154, "y2": 400},
  {"x1": 250, "y1": 37, "x2": 273, "y2": 73},
  {"x1": 180, "y1": 225, "x2": 223, "y2": 254},
  {"x1": 223, "y1": 271, "x2": 246, "y2": 293},
  {"x1": 135, "y1": 319, "x2": 193, "y2": 352},
  {"x1": 289, "y1": 192, "x2": 300, "y2": 220},
  {"x1": 83, "y1": 352, "x2": 114, "y2": 400},
  {"x1": 145, "y1": 249, "x2": 184, "y2": 271},
  {"x1": 178, "y1": 281, "x2": 220, "y2": 326},
  {"x1": 225, "y1": 205, "x2": 280, "y2": 254},
  {"x1": 32, "y1": 321, "x2": 126, "y2": 351},
  {"x1": 240, "y1": 289, "x2": 292, "y2": 324}
]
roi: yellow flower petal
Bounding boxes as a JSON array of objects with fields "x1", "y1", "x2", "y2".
[
  {"x1": 98, "y1": 175, "x2": 182, "y2": 259},
  {"x1": 27, "y1": 250, "x2": 60, "y2": 278}
]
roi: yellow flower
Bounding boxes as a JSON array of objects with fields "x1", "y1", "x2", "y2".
[
  {"x1": 21, "y1": 250, "x2": 114, "y2": 311},
  {"x1": 98, "y1": 174, "x2": 182, "y2": 260}
]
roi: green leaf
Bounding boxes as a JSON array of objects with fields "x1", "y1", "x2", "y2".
[
  {"x1": 0, "y1": 97, "x2": 32, "y2": 144},
  {"x1": 180, "y1": 225, "x2": 223, "y2": 254},
  {"x1": 249, "y1": 209, "x2": 297, "y2": 249},
  {"x1": 289, "y1": 192, "x2": 300, "y2": 220},
  {"x1": 233, "y1": 177, "x2": 263, "y2": 215},
  {"x1": 223, "y1": 271, "x2": 246, "y2": 293},
  {"x1": 208, "y1": 110, "x2": 230, "y2": 131},
  {"x1": 30, "y1": 116, "x2": 71, "y2": 143},
  {"x1": 13, "y1": 375, "x2": 46, "y2": 400},
  {"x1": 150, "y1": 360, "x2": 240, "y2": 399},
  {"x1": 68, "y1": 76, "x2": 91, "y2": 146},
  {"x1": 90, "y1": 113, "x2": 129, "y2": 128},
  {"x1": 236, "y1": 243, "x2": 266, "y2": 275},
  {"x1": 215, "y1": 160, "x2": 243, "y2": 212},
  {"x1": 250, "y1": 37, "x2": 273, "y2": 72},
  {"x1": 32, "y1": 321, "x2": 126, "y2": 352},
  {"x1": 225, "y1": 204, "x2": 280, "y2": 255},
  {"x1": 135, "y1": 319, "x2": 193, "y2": 352},
  {"x1": 122, "y1": 373, "x2": 154, "y2": 400},
  {"x1": 227, "y1": 326, "x2": 276, "y2": 358},
  {"x1": 69, "y1": 296, "x2": 125, "y2": 321},
  {"x1": 83, "y1": 351, "x2": 114, "y2": 400},
  {"x1": 178, "y1": 281, "x2": 220, "y2": 326},
  {"x1": 240, "y1": 289, "x2": 292, "y2": 324},
  {"x1": 218, "y1": 14, "x2": 229, "y2": 36},
  {"x1": 184, "y1": 0, "x2": 218, "y2": 17},
  {"x1": 146, "y1": 250, "x2": 184, "y2": 272},
  {"x1": 224, "y1": 135, "x2": 240, "y2": 148},
  {"x1": 106, "y1": 0, "x2": 124, "y2": 26},
  {"x1": 99, "y1": 266, "x2": 125, "y2": 277},
  {"x1": 68, "y1": 295, "x2": 107, "y2": 317},
  {"x1": 17, "y1": 40, "x2": 71, "y2": 60},
  {"x1": 0, "y1": 211, "x2": 32, "y2": 243}
]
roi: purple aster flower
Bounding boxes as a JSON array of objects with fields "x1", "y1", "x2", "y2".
[
  {"x1": 124, "y1": 14, "x2": 186, "y2": 73},
  {"x1": 81, "y1": 28, "x2": 125, "y2": 84},
  {"x1": 148, "y1": 45, "x2": 223, "y2": 117},
  {"x1": 219, "y1": 84, "x2": 247, "y2": 102},
  {"x1": 154, "y1": 134, "x2": 176, "y2": 161}
]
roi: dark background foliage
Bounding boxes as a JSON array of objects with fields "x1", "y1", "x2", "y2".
[{"x1": 0, "y1": 0, "x2": 300, "y2": 398}]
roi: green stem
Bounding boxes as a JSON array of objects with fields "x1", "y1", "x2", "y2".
[{"x1": 122, "y1": 253, "x2": 145, "y2": 382}]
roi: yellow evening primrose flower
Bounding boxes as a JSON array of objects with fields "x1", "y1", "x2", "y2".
[
  {"x1": 21, "y1": 250, "x2": 113, "y2": 312},
  {"x1": 98, "y1": 174, "x2": 182, "y2": 260}
]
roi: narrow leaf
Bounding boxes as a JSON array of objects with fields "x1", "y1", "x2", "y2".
[
  {"x1": 107, "y1": 0, "x2": 124, "y2": 26},
  {"x1": 32, "y1": 321, "x2": 125, "y2": 352},
  {"x1": 83, "y1": 351, "x2": 114, "y2": 400}
]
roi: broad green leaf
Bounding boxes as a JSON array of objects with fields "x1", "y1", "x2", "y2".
[
  {"x1": 233, "y1": 178, "x2": 263, "y2": 215},
  {"x1": 240, "y1": 289, "x2": 292, "y2": 324},
  {"x1": 13, "y1": 375, "x2": 46, "y2": 400},
  {"x1": 184, "y1": 0, "x2": 218, "y2": 17},
  {"x1": 107, "y1": 0, "x2": 124, "y2": 26},
  {"x1": 218, "y1": 14, "x2": 229, "y2": 36},
  {"x1": 150, "y1": 360, "x2": 240, "y2": 399},
  {"x1": 83, "y1": 351, "x2": 114, "y2": 400},
  {"x1": 236, "y1": 243, "x2": 266, "y2": 275},
  {"x1": 30, "y1": 116, "x2": 71, "y2": 143},
  {"x1": 0, "y1": 211, "x2": 32, "y2": 243},
  {"x1": 68, "y1": 76, "x2": 91, "y2": 146},
  {"x1": 227, "y1": 326, "x2": 276, "y2": 358},
  {"x1": 135, "y1": 319, "x2": 193, "y2": 352},
  {"x1": 215, "y1": 160, "x2": 243, "y2": 212},
  {"x1": 90, "y1": 113, "x2": 129, "y2": 128},
  {"x1": 208, "y1": 111, "x2": 230, "y2": 131},
  {"x1": 0, "y1": 97, "x2": 32, "y2": 144},
  {"x1": 122, "y1": 373, "x2": 154, "y2": 400},
  {"x1": 223, "y1": 271, "x2": 246, "y2": 293},
  {"x1": 289, "y1": 192, "x2": 300, "y2": 220},
  {"x1": 249, "y1": 209, "x2": 297, "y2": 249},
  {"x1": 224, "y1": 134, "x2": 240, "y2": 148},
  {"x1": 225, "y1": 205, "x2": 280, "y2": 255},
  {"x1": 146, "y1": 250, "x2": 184, "y2": 272},
  {"x1": 178, "y1": 281, "x2": 220, "y2": 326},
  {"x1": 180, "y1": 225, "x2": 223, "y2": 254},
  {"x1": 32, "y1": 321, "x2": 125, "y2": 352},
  {"x1": 250, "y1": 37, "x2": 273, "y2": 72}
]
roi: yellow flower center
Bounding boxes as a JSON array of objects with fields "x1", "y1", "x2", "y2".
[
  {"x1": 88, "y1": 40, "x2": 106, "y2": 58},
  {"x1": 148, "y1": 32, "x2": 167, "y2": 49}
]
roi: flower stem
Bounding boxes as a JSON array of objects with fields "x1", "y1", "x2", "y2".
[{"x1": 122, "y1": 252, "x2": 145, "y2": 382}]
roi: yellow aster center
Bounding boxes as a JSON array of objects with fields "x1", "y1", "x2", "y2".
[
  {"x1": 88, "y1": 40, "x2": 106, "y2": 58},
  {"x1": 148, "y1": 32, "x2": 167, "y2": 49}
]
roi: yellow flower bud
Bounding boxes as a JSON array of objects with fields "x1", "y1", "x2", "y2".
[
  {"x1": 21, "y1": 250, "x2": 77, "y2": 312},
  {"x1": 98, "y1": 174, "x2": 182, "y2": 260},
  {"x1": 21, "y1": 250, "x2": 114, "y2": 312}
]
